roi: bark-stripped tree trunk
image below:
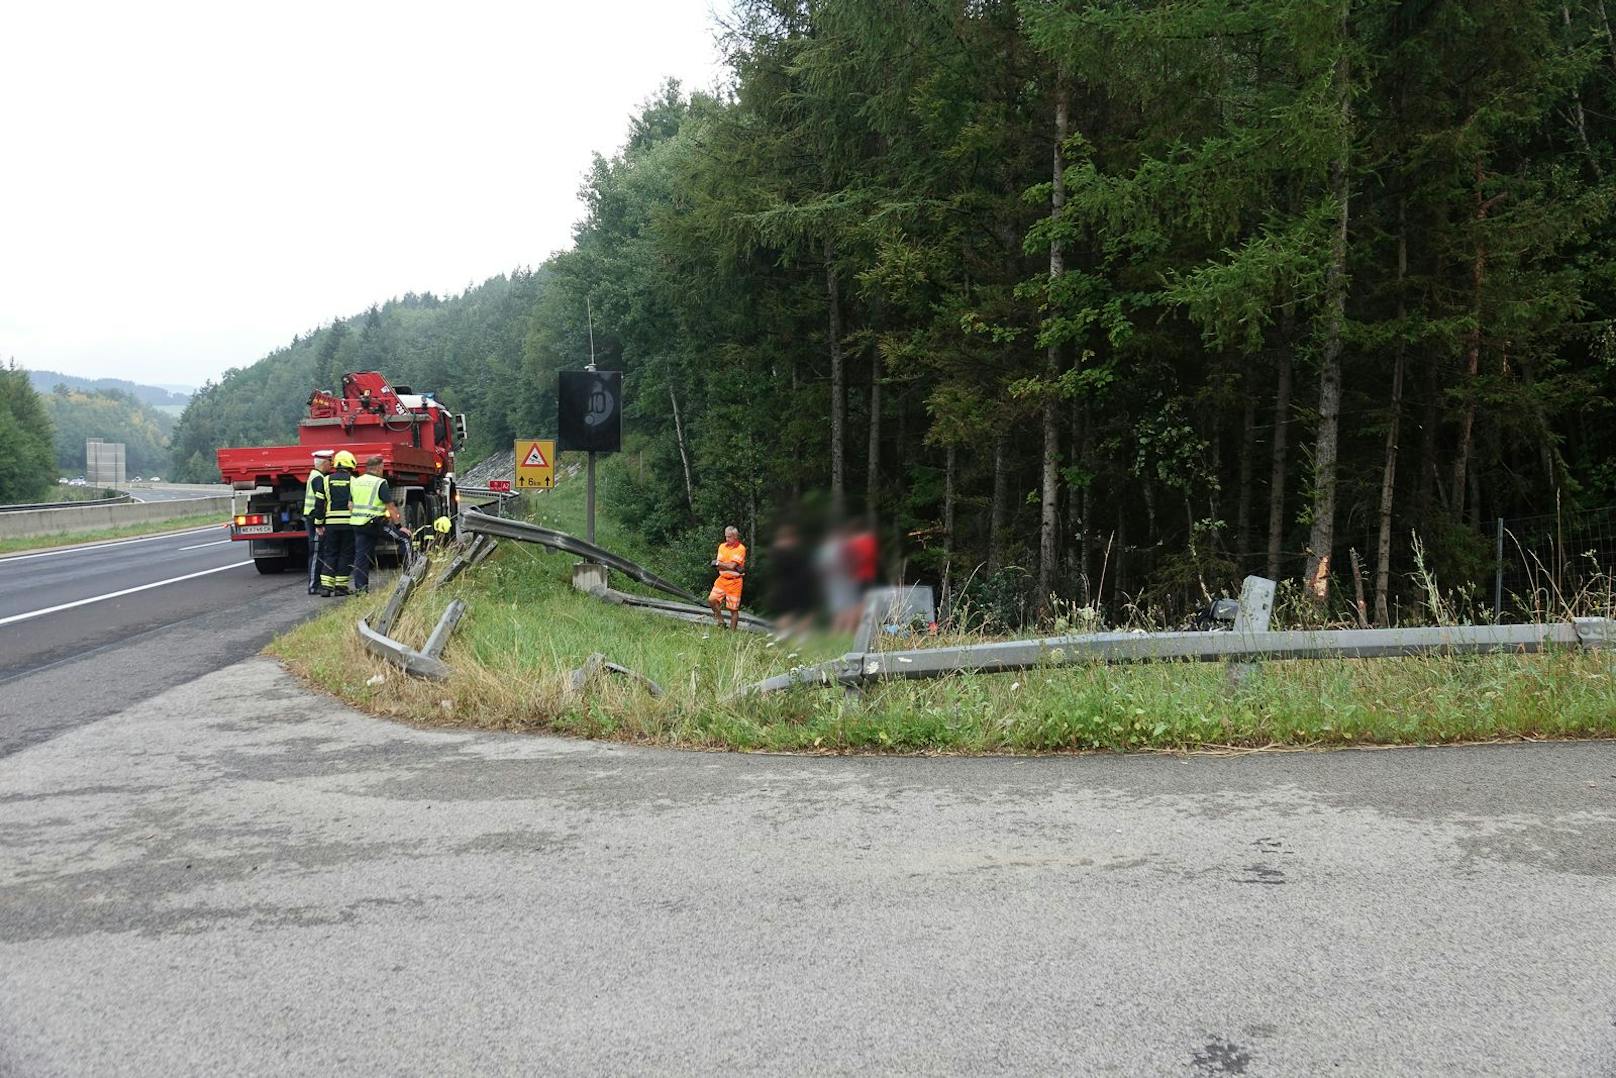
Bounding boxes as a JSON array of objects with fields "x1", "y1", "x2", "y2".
[
  {"x1": 825, "y1": 236, "x2": 846, "y2": 520},
  {"x1": 668, "y1": 383, "x2": 695, "y2": 515},
  {"x1": 1302, "y1": 18, "x2": 1353, "y2": 602},
  {"x1": 1373, "y1": 199, "x2": 1408, "y2": 627},
  {"x1": 1038, "y1": 83, "x2": 1069, "y2": 610},
  {"x1": 988, "y1": 433, "x2": 1008, "y2": 574}
]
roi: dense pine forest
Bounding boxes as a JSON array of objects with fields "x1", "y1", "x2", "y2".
[{"x1": 170, "y1": 0, "x2": 1616, "y2": 623}]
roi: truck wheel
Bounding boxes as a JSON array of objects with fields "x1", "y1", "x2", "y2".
[{"x1": 254, "y1": 556, "x2": 290, "y2": 575}]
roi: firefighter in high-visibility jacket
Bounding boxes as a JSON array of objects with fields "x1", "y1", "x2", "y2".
[
  {"x1": 348, "y1": 453, "x2": 401, "y2": 594},
  {"x1": 303, "y1": 449, "x2": 334, "y2": 595},
  {"x1": 315, "y1": 450, "x2": 357, "y2": 596}
]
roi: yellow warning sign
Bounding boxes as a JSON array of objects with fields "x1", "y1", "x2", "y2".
[{"x1": 515, "y1": 439, "x2": 555, "y2": 489}]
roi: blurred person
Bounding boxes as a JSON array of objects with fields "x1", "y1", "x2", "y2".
[
  {"x1": 847, "y1": 518, "x2": 879, "y2": 593},
  {"x1": 767, "y1": 523, "x2": 816, "y2": 638},
  {"x1": 708, "y1": 525, "x2": 747, "y2": 630},
  {"x1": 818, "y1": 523, "x2": 860, "y2": 633}
]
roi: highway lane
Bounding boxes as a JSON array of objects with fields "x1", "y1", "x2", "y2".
[{"x1": 0, "y1": 528, "x2": 320, "y2": 757}]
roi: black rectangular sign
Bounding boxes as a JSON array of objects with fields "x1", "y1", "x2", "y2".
[{"x1": 557, "y1": 370, "x2": 622, "y2": 453}]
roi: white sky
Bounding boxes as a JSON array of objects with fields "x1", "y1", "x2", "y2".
[{"x1": 0, "y1": 0, "x2": 729, "y2": 390}]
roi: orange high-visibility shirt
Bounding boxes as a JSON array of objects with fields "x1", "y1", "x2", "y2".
[{"x1": 714, "y1": 541, "x2": 747, "y2": 592}]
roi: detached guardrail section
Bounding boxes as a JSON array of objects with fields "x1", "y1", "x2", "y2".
[
  {"x1": 355, "y1": 555, "x2": 468, "y2": 681},
  {"x1": 460, "y1": 509, "x2": 777, "y2": 633},
  {"x1": 737, "y1": 575, "x2": 1615, "y2": 696}
]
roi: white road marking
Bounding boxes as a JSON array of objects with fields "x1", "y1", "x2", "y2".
[
  {"x1": 0, "y1": 561, "x2": 254, "y2": 627},
  {"x1": 178, "y1": 539, "x2": 232, "y2": 551},
  {"x1": 0, "y1": 526, "x2": 221, "y2": 564}
]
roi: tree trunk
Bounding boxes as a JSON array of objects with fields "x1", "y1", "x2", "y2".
[
  {"x1": 1565, "y1": 3, "x2": 1605, "y2": 178},
  {"x1": 942, "y1": 444, "x2": 956, "y2": 615},
  {"x1": 825, "y1": 237, "x2": 846, "y2": 520},
  {"x1": 1302, "y1": 21, "x2": 1353, "y2": 602},
  {"x1": 668, "y1": 383, "x2": 695, "y2": 515},
  {"x1": 1415, "y1": 356, "x2": 1443, "y2": 520},
  {"x1": 1451, "y1": 157, "x2": 1501, "y2": 520},
  {"x1": 1373, "y1": 200, "x2": 1408, "y2": 627},
  {"x1": 1080, "y1": 400, "x2": 1094, "y2": 604},
  {"x1": 989, "y1": 433, "x2": 1008, "y2": 574},
  {"x1": 865, "y1": 347, "x2": 881, "y2": 520},
  {"x1": 1597, "y1": 0, "x2": 1616, "y2": 75},
  {"x1": 1235, "y1": 383, "x2": 1256, "y2": 573},
  {"x1": 1038, "y1": 83, "x2": 1069, "y2": 610},
  {"x1": 1265, "y1": 344, "x2": 1293, "y2": 581}
]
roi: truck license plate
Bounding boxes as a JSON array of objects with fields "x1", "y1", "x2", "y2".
[{"x1": 236, "y1": 524, "x2": 272, "y2": 535}]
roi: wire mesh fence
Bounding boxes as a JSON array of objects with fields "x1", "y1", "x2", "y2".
[{"x1": 1491, "y1": 506, "x2": 1616, "y2": 622}]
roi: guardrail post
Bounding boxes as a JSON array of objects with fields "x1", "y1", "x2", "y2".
[
  {"x1": 374, "y1": 557, "x2": 427, "y2": 637},
  {"x1": 1227, "y1": 575, "x2": 1277, "y2": 691},
  {"x1": 422, "y1": 599, "x2": 466, "y2": 659}
]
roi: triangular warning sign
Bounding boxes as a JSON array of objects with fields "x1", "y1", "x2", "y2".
[{"x1": 523, "y1": 444, "x2": 549, "y2": 467}]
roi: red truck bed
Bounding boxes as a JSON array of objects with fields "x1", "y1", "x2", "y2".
[{"x1": 216, "y1": 441, "x2": 442, "y2": 488}]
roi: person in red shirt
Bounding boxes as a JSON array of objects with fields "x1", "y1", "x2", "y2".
[{"x1": 707, "y1": 526, "x2": 747, "y2": 630}]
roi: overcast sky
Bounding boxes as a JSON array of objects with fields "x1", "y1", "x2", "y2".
[{"x1": 0, "y1": 0, "x2": 728, "y2": 390}]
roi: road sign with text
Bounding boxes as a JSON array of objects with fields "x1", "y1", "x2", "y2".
[{"x1": 514, "y1": 439, "x2": 555, "y2": 489}]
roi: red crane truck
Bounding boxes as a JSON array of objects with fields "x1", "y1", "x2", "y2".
[{"x1": 215, "y1": 371, "x2": 466, "y2": 574}]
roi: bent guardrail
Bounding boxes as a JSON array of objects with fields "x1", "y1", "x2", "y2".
[
  {"x1": 461, "y1": 509, "x2": 701, "y2": 603},
  {"x1": 355, "y1": 556, "x2": 465, "y2": 681}
]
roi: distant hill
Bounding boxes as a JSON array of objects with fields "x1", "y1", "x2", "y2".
[{"x1": 27, "y1": 370, "x2": 192, "y2": 407}]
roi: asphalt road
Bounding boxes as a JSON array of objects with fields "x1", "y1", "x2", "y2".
[
  {"x1": 0, "y1": 526, "x2": 315, "y2": 758},
  {"x1": 2, "y1": 655, "x2": 1613, "y2": 1077}
]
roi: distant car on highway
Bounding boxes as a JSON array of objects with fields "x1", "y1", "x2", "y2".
[
  {"x1": 150, "y1": 476, "x2": 162, "y2": 483},
  {"x1": 58, "y1": 478, "x2": 70, "y2": 485},
  {"x1": 70, "y1": 478, "x2": 87, "y2": 486}
]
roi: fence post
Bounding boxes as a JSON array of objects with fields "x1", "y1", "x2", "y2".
[{"x1": 1494, "y1": 516, "x2": 1504, "y2": 618}]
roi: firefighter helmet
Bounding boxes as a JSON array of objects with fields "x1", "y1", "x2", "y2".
[
  {"x1": 333, "y1": 450, "x2": 357, "y2": 470},
  {"x1": 434, "y1": 516, "x2": 453, "y2": 535}
]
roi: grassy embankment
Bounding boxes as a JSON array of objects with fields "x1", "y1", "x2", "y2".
[
  {"x1": 269, "y1": 477, "x2": 1616, "y2": 754},
  {"x1": 0, "y1": 513, "x2": 226, "y2": 556}
]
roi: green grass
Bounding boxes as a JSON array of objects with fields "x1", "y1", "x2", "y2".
[
  {"x1": 0, "y1": 512, "x2": 227, "y2": 556},
  {"x1": 269, "y1": 477, "x2": 1616, "y2": 755}
]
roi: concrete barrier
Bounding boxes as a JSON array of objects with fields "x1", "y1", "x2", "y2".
[{"x1": 0, "y1": 496, "x2": 233, "y2": 540}]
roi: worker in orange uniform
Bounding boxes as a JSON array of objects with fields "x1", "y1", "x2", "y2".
[{"x1": 707, "y1": 525, "x2": 747, "y2": 630}]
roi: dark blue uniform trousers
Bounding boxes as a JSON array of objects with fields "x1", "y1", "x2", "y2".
[{"x1": 352, "y1": 525, "x2": 378, "y2": 593}]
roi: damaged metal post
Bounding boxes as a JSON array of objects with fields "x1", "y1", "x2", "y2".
[
  {"x1": 422, "y1": 599, "x2": 467, "y2": 660},
  {"x1": 1227, "y1": 575, "x2": 1277, "y2": 690}
]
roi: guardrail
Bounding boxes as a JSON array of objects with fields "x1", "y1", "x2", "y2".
[
  {"x1": 355, "y1": 557, "x2": 467, "y2": 681},
  {"x1": 0, "y1": 492, "x2": 131, "y2": 513},
  {"x1": 735, "y1": 575, "x2": 1615, "y2": 696},
  {"x1": 0, "y1": 495, "x2": 232, "y2": 540},
  {"x1": 462, "y1": 509, "x2": 701, "y2": 603}
]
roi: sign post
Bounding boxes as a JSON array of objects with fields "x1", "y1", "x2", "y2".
[{"x1": 557, "y1": 369, "x2": 622, "y2": 546}]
